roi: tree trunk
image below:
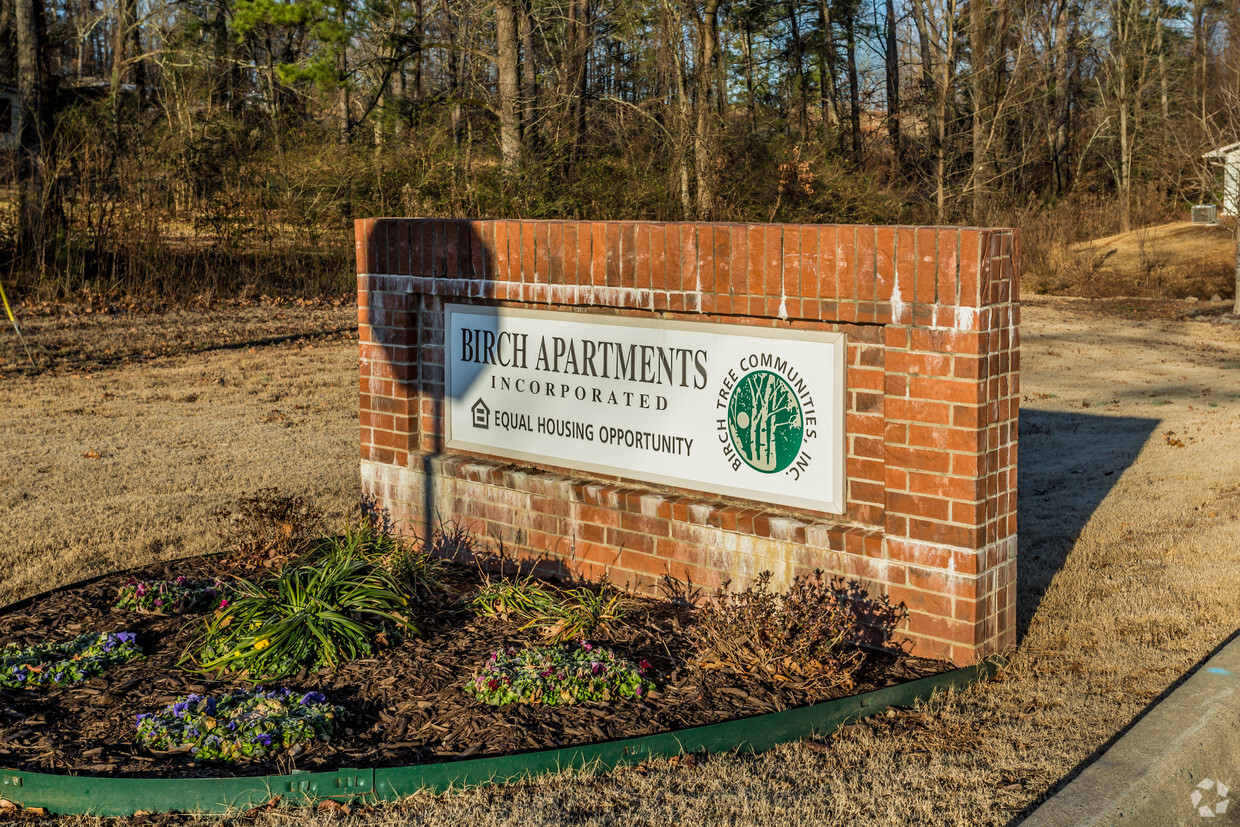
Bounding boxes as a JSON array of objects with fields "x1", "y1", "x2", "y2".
[
  {"x1": 14, "y1": 0, "x2": 54, "y2": 262},
  {"x1": 1155, "y1": 16, "x2": 1168, "y2": 121},
  {"x1": 788, "y1": 0, "x2": 807, "y2": 137},
  {"x1": 843, "y1": 0, "x2": 861, "y2": 164},
  {"x1": 970, "y1": 0, "x2": 990, "y2": 223},
  {"x1": 1119, "y1": 92, "x2": 1131, "y2": 233},
  {"x1": 336, "y1": 1, "x2": 349, "y2": 144},
  {"x1": 412, "y1": 0, "x2": 424, "y2": 106},
  {"x1": 496, "y1": 0, "x2": 521, "y2": 171},
  {"x1": 562, "y1": 0, "x2": 588, "y2": 163},
  {"x1": 519, "y1": 0, "x2": 537, "y2": 147},
  {"x1": 694, "y1": 0, "x2": 721, "y2": 218},
  {"x1": 110, "y1": 0, "x2": 133, "y2": 101},
  {"x1": 817, "y1": 0, "x2": 842, "y2": 143},
  {"x1": 910, "y1": 0, "x2": 956, "y2": 222},
  {"x1": 885, "y1": 0, "x2": 899, "y2": 170},
  {"x1": 1193, "y1": 0, "x2": 1208, "y2": 128},
  {"x1": 741, "y1": 18, "x2": 756, "y2": 131},
  {"x1": 1050, "y1": 0, "x2": 1069, "y2": 194},
  {"x1": 128, "y1": 0, "x2": 144, "y2": 95},
  {"x1": 1234, "y1": 224, "x2": 1240, "y2": 314}
]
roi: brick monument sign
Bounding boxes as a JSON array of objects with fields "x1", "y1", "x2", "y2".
[{"x1": 356, "y1": 219, "x2": 1019, "y2": 665}]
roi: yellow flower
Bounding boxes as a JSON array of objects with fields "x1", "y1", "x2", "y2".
[{"x1": 254, "y1": 639, "x2": 271, "y2": 651}]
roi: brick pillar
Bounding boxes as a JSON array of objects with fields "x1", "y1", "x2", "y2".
[{"x1": 881, "y1": 229, "x2": 1019, "y2": 663}]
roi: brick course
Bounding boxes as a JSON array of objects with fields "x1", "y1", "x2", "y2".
[{"x1": 356, "y1": 218, "x2": 1019, "y2": 665}]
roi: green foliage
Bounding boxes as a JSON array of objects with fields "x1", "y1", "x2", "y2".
[
  {"x1": 0, "y1": 632, "x2": 143, "y2": 688},
  {"x1": 185, "y1": 546, "x2": 417, "y2": 681},
  {"x1": 115, "y1": 576, "x2": 233, "y2": 614},
  {"x1": 471, "y1": 575, "x2": 632, "y2": 643},
  {"x1": 466, "y1": 643, "x2": 654, "y2": 707},
  {"x1": 323, "y1": 517, "x2": 447, "y2": 601},
  {"x1": 135, "y1": 688, "x2": 343, "y2": 761},
  {"x1": 690, "y1": 571, "x2": 864, "y2": 690}
]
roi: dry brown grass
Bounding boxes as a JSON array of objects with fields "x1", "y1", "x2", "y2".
[
  {"x1": 1064, "y1": 221, "x2": 1236, "y2": 300},
  {"x1": 1, "y1": 298, "x2": 1239, "y2": 825}
]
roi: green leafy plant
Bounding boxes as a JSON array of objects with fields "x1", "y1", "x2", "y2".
[
  {"x1": 689, "y1": 571, "x2": 865, "y2": 691},
  {"x1": 135, "y1": 688, "x2": 343, "y2": 761},
  {"x1": 321, "y1": 519, "x2": 445, "y2": 601},
  {"x1": 184, "y1": 547, "x2": 417, "y2": 681},
  {"x1": 466, "y1": 642, "x2": 655, "y2": 707},
  {"x1": 115, "y1": 576, "x2": 233, "y2": 614},
  {"x1": 0, "y1": 632, "x2": 142, "y2": 688},
  {"x1": 471, "y1": 576, "x2": 631, "y2": 643}
]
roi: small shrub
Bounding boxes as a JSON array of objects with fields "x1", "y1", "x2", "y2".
[
  {"x1": 689, "y1": 571, "x2": 864, "y2": 690},
  {"x1": 135, "y1": 688, "x2": 343, "y2": 761},
  {"x1": 115, "y1": 577, "x2": 233, "y2": 614},
  {"x1": 466, "y1": 642, "x2": 654, "y2": 706},
  {"x1": 213, "y1": 488, "x2": 323, "y2": 572},
  {"x1": 0, "y1": 631, "x2": 142, "y2": 688},
  {"x1": 471, "y1": 576, "x2": 631, "y2": 643},
  {"x1": 185, "y1": 547, "x2": 417, "y2": 681}
]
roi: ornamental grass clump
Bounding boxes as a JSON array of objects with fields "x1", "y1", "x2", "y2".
[
  {"x1": 319, "y1": 520, "x2": 446, "y2": 601},
  {"x1": 115, "y1": 577, "x2": 233, "y2": 614},
  {"x1": 184, "y1": 545, "x2": 417, "y2": 681},
  {"x1": 135, "y1": 688, "x2": 342, "y2": 761},
  {"x1": 690, "y1": 570, "x2": 865, "y2": 691},
  {"x1": 471, "y1": 575, "x2": 631, "y2": 643},
  {"x1": 0, "y1": 631, "x2": 142, "y2": 688},
  {"x1": 466, "y1": 642, "x2": 655, "y2": 707}
]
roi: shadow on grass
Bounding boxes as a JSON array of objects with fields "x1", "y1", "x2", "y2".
[{"x1": 1016, "y1": 408, "x2": 1160, "y2": 638}]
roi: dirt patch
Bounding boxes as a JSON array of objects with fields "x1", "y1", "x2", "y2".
[
  {"x1": 0, "y1": 556, "x2": 938, "y2": 778},
  {"x1": 1, "y1": 297, "x2": 1239, "y2": 824}
]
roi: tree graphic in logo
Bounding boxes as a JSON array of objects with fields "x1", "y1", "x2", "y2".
[{"x1": 727, "y1": 369, "x2": 804, "y2": 473}]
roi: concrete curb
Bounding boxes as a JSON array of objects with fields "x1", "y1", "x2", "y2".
[{"x1": 1022, "y1": 633, "x2": 1240, "y2": 825}]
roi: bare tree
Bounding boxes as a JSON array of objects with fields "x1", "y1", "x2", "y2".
[
  {"x1": 910, "y1": 0, "x2": 959, "y2": 221},
  {"x1": 496, "y1": 0, "x2": 521, "y2": 171},
  {"x1": 14, "y1": 0, "x2": 56, "y2": 261}
]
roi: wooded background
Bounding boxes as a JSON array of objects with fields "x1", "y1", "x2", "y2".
[{"x1": 2, "y1": 0, "x2": 1238, "y2": 299}]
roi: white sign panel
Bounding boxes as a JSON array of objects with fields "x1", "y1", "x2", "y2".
[{"x1": 445, "y1": 303, "x2": 847, "y2": 513}]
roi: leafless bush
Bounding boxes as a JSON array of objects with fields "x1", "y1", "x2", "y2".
[
  {"x1": 212, "y1": 488, "x2": 324, "y2": 572},
  {"x1": 689, "y1": 571, "x2": 870, "y2": 691}
]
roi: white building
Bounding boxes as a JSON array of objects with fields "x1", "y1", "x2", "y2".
[{"x1": 1203, "y1": 141, "x2": 1240, "y2": 216}]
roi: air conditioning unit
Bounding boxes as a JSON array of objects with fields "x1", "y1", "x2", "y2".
[{"x1": 1192, "y1": 204, "x2": 1218, "y2": 224}]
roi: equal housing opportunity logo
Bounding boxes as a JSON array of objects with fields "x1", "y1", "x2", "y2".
[{"x1": 718, "y1": 354, "x2": 818, "y2": 480}]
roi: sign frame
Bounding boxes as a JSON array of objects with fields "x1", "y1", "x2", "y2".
[{"x1": 443, "y1": 302, "x2": 848, "y2": 514}]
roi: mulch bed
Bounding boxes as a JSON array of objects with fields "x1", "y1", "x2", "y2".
[{"x1": 0, "y1": 557, "x2": 947, "y2": 779}]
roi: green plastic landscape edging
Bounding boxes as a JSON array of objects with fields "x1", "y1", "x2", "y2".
[{"x1": 0, "y1": 662, "x2": 993, "y2": 816}]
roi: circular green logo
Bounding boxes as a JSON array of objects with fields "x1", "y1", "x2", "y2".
[{"x1": 726, "y1": 369, "x2": 805, "y2": 473}]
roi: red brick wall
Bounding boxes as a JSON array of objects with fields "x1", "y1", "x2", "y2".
[{"x1": 356, "y1": 219, "x2": 1019, "y2": 665}]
